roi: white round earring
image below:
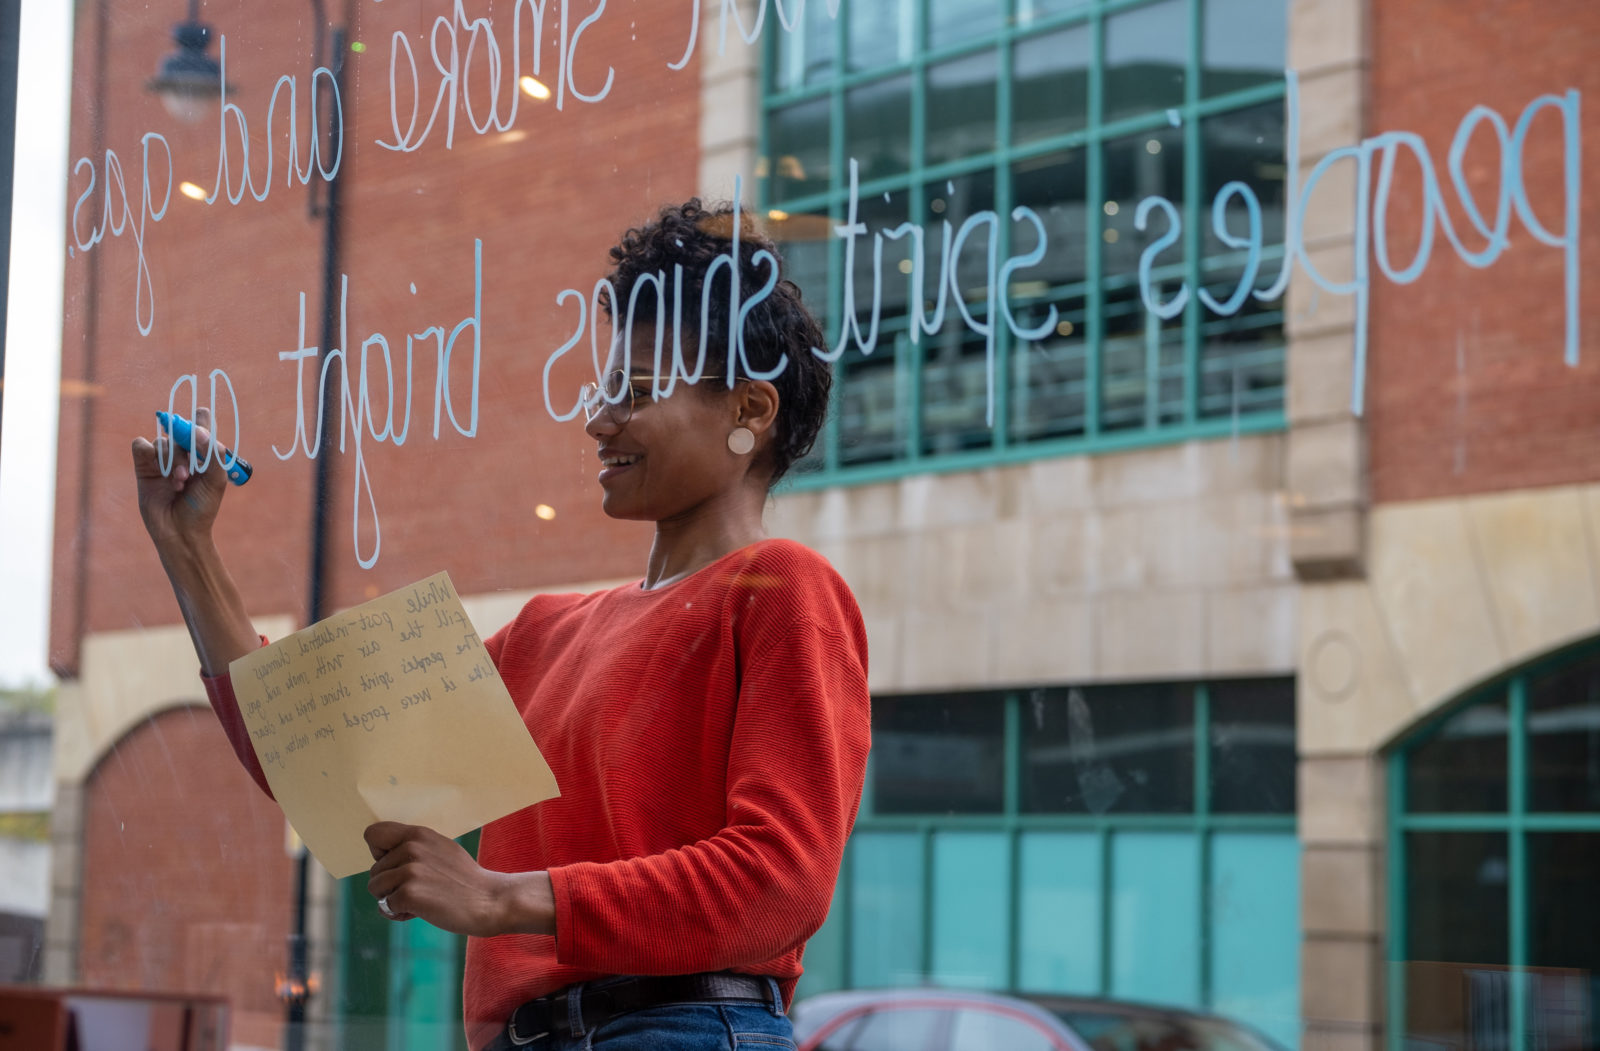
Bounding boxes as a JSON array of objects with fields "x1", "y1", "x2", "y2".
[{"x1": 728, "y1": 427, "x2": 755, "y2": 455}]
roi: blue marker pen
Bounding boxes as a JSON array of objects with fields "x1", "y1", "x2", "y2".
[{"x1": 156, "y1": 411, "x2": 253, "y2": 486}]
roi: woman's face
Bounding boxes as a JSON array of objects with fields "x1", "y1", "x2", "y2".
[{"x1": 582, "y1": 327, "x2": 767, "y2": 521}]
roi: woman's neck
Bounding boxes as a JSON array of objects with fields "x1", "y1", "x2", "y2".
[{"x1": 642, "y1": 487, "x2": 768, "y2": 590}]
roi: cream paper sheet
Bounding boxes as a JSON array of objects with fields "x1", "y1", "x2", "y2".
[{"x1": 229, "y1": 572, "x2": 558, "y2": 877}]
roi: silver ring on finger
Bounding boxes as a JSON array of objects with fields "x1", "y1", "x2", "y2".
[{"x1": 378, "y1": 896, "x2": 396, "y2": 919}]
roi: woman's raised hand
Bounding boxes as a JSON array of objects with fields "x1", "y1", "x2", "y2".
[{"x1": 131, "y1": 405, "x2": 229, "y2": 550}]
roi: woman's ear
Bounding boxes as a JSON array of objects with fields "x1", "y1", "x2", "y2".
[{"x1": 736, "y1": 379, "x2": 781, "y2": 438}]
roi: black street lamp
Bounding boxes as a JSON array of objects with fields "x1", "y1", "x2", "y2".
[{"x1": 146, "y1": 0, "x2": 230, "y2": 123}]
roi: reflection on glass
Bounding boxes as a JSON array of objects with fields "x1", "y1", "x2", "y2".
[
  {"x1": 846, "y1": 75, "x2": 914, "y2": 183},
  {"x1": 921, "y1": 171, "x2": 998, "y2": 456},
  {"x1": 1527, "y1": 833, "x2": 1600, "y2": 1051},
  {"x1": 851, "y1": 1008, "x2": 945, "y2": 1051},
  {"x1": 850, "y1": 834, "x2": 926, "y2": 985},
  {"x1": 872, "y1": 693, "x2": 1006, "y2": 813},
  {"x1": 1199, "y1": 266, "x2": 1285, "y2": 422},
  {"x1": 1404, "y1": 832, "x2": 1510, "y2": 1051},
  {"x1": 1209, "y1": 679, "x2": 1296, "y2": 813},
  {"x1": 1197, "y1": 101, "x2": 1287, "y2": 422},
  {"x1": 1103, "y1": 127, "x2": 1185, "y2": 278},
  {"x1": 1111, "y1": 833, "x2": 1201, "y2": 1003},
  {"x1": 931, "y1": 832, "x2": 1009, "y2": 988},
  {"x1": 1104, "y1": 0, "x2": 1188, "y2": 123},
  {"x1": 768, "y1": 98, "x2": 831, "y2": 203},
  {"x1": 949, "y1": 1008, "x2": 1058, "y2": 1051},
  {"x1": 850, "y1": 0, "x2": 914, "y2": 72},
  {"x1": 1014, "y1": 24, "x2": 1091, "y2": 145},
  {"x1": 774, "y1": 0, "x2": 838, "y2": 90},
  {"x1": 926, "y1": 51, "x2": 998, "y2": 167},
  {"x1": 1014, "y1": 149, "x2": 1088, "y2": 289},
  {"x1": 929, "y1": 0, "x2": 1002, "y2": 50},
  {"x1": 1528, "y1": 651, "x2": 1600, "y2": 812},
  {"x1": 1022, "y1": 684, "x2": 1195, "y2": 813},
  {"x1": 1018, "y1": 0, "x2": 1095, "y2": 26},
  {"x1": 1018, "y1": 832, "x2": 1100, "y2": 993},
  {"x1": 1102, "y1": 282, "x2": 1183, "y2": 432},
  {"x1": 1407, "y1": 696, "x2": 1509, "y2": 813},
  {"x1": 1011, "y1": 149, "x2": 1089, "y2": 443},
  {"x1": 1011, "y1": 293, "x2": 1088, "y2": 443},
  {"x1": 1202, "y1": 0, "x2": 1287, "y2": 97},
  {"x1": 1201, "y1": 102, "x2": 1287, "y2": 258},
  {"x1": 838, "y1": 190, "x2": 913, "y2": 466},
  {"x1": 840, "y1": 331, "x2": 914, "y2": 465}
]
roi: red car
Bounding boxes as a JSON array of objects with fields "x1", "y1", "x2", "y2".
[{"x1": 791, "y1": 988, "x2": 1289, "y2": 1051}]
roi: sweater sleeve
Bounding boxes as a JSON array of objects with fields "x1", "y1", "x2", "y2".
[
  {"x1": 547, "y1": 567, "x2": 872, "y2": 974},
  {"x1": 200, "y1": 637, "x2": 274, "y2": 799}
]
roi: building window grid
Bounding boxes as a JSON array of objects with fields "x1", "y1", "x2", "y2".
[
  {"x1": 1387, "y1": 644, "x2": 1600, "y2": 1051},
  {"x1": 760, "y1": 0, "x2": 1290, "y2": 488},
  {"x1": 831, "y1": 684, "x2": 1296, "y2": 1002}
]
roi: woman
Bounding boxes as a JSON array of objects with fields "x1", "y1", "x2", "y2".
[{"x1": 132, "y1": 200, "x2": 871, "y2": 1051}]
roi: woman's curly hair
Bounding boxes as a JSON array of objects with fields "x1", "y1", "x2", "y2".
[{"x1": 604, "y1": 198, "x2": 830, "y2": 487}]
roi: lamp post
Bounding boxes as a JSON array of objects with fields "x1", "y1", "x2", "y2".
[{"x1": 148, "y1": 5, "x2": 346, "y2": 1050}]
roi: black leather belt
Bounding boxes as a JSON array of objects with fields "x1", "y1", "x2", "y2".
[{"x1": 493, "y1": 973, "x2": 779, "y2": 1047}]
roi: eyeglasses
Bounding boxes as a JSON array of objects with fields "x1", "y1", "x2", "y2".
[{"x1": 579, "y1": 370, "x2": 653, "y2": 425}]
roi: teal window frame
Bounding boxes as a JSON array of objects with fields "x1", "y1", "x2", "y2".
[
  {"x1": 805, "y1": 683, "x2": 1299, "y2": 1043},
  {"x1": 1386, "y1": 640, "x2": 1600, "y2": 1051},
  {"x1": 760, "y1": 0, "x2": 1290, "y2": 491}
]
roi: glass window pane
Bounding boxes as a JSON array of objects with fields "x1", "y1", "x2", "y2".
[
  {"x1": 774, "y1": 0, "x2": 838, "y2": 90},
  {"x1": 769, "y1": 98, "x2": 832, "y2": 204},
  {"x1": 1527, "y1": 650, "x2": 1600, "y2": 813},
  {"x1": 1403, "y1": 832, "x2": 1510, "y2": 1051},
  {"x1": 950, "y1": 1008, "x2": 1059, "y2": 1051},
  {"x1": 1210, "y1": 833, "x2": 1300, "y2": 1049},
  {"x1": 1018, "y1": 0, "x2": 1094, "y2": 27},
  {"x1": 838, "y1": 188, "x2": 914, "y2": 466},
  {"x1": 849, "y1": 0, "x2": 914, "y2": 72},
  {"x1": 926, "y1": 51, "x2": 999, "y2": 168},
  {"x1": 850, "y1": 833, "x2": 927, "y2": 985},
  {"x1": 852, "y1": 1008, "x2": 948, "y2": 1051},
  {"x1": 873, "y1": 693, "x2": 1006, "y2": 813},
  {"x1": 1104, "y1": 0, "x2": 1189, "y2": 124},
  {"x1": 1209, "y1": 678, "x2": 1296, "y2": 813},
  {"x1": 932, "y1": 831, "x2": 1009, "y2": 989},
  {"x1": 1014, "y1": 25, "x2": 1091, "y2": 145},
  {"x1": 921, "y1": 171, "x2": 999, "y2": 456},
  {"x1": 1019, "y1": 832, "x2": 1101, "y2": 994},
  {"x1": 1201, "y1": 102, "x2": 1287, "y2": 260},
  {"x1": 930, "y1": 0, "x2": 1003, "y2": 51},
  {"x1": 847, "y1": 75, "x2": 913, "y2": 183},
  {"x1": 1104, "y1": 126, "x2": 1186, "y2": 244},
  {"x1": 1010, "y1": 150, "x2": 1089, "y2": 443},
  {"x1": 1527, "y1": 833, "x2": 1600, "y2": 1051},
  {"x1": 1111, "y1": 832, "x2": 1201, "y2": 1006},
  {"x1": 1102, "y1": 282, "x2": 1183, "y2": 432},
  {"x1": 1407, "y1": 695, "x2": 1509, "y2": 813},
  {"x1": 1012, "y1": 292, "x2": 1088, "y2": 443},
  {"x1": 1022, "y1": 684, "x2": 1196, "y2": 814},
  {"x1": 1202, "y1": 0, "x2": 1287, "y2": 98}
]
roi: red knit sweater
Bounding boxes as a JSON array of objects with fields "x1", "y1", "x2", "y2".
[{"x1": 202, "y1": 539, "x2": 871, "y2": 1051}]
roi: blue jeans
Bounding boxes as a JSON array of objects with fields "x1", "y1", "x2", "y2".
[{"x1": 499, "y1": 976, "x2": 796, "y2": 1051}]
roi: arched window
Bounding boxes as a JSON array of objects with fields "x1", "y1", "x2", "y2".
[{"x1": 1389, "y1": 642, "x2": 1600, "y2": 1051}]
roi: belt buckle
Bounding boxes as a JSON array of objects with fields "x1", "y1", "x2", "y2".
[{"x1": 506, "y1": 1004, "x2": 551, "y2": 1046}]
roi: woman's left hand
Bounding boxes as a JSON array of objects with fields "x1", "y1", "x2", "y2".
[{"x1": 364, "y1": 821, "x2": 556, "y2": 937}]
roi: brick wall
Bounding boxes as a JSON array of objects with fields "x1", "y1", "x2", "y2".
[
  {"x1": 51, "y1": 0, "x2": 699, "y2": 670},
  {"x1": 79, "y1": 705, "x2": 293, "y2": 1048},
  {"x1": 1367, "y1": 0, "x2": 1600, "y2": 503}
]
